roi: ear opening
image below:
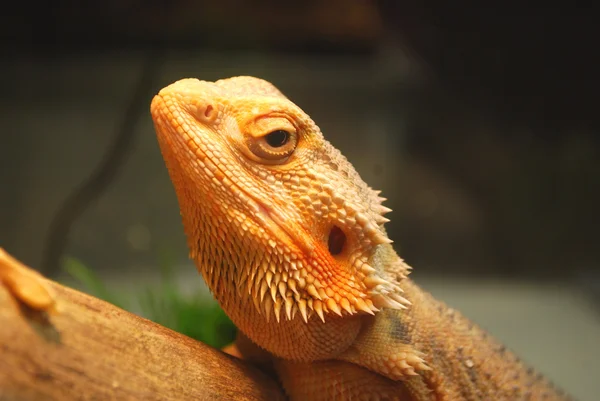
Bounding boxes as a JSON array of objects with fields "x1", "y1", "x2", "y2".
[{"x1": 328, "y1": 225, "x2": 346, "y2": 256}]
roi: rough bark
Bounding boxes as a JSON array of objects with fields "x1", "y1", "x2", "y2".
[{"x1": 0, "y1": 256, "x2": 285, "y2": 401}]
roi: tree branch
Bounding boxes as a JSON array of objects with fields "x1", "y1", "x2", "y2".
[{"x1": 0, "y1": 250, "x2": 285, "y2": 401}]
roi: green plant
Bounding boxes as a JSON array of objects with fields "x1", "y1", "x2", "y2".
[{"x1": 62, "y1": 255, "x2": 236, "y2": 348}]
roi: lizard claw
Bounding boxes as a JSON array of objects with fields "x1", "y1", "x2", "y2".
[{"x1": 0, "y1": 248, "x2": 57, "y2": 313}]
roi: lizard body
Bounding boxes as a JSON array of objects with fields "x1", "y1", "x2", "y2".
[{"x1": 150, "y1": 76, "x2": 571, "y2": 400}]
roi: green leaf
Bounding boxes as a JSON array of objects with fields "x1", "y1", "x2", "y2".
[
  {"x1": 62, "y1": 257, "x2": 127, "y2": 309},
  {"x1": 63, "y1": 254, "x2": 236, "y2": 348}
]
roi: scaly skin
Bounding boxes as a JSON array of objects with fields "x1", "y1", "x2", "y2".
[{"x1": 150, "y1": 76, "x2": 572, "y2": 401}]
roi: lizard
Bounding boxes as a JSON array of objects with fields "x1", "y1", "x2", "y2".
[
  {"x1": 149, "y1": 76, "x2": 572, "y2": 401},
  {"x1": 0, "y1": 76, "x2": 570, "y2": 400}
]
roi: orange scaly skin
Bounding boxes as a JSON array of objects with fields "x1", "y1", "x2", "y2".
[{"x1": 150, "y1": 77, "x2": 572, "y2": 401}]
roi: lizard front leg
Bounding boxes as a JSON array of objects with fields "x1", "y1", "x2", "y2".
[
  {"x1": 223, "y1": 330, "x2": 277, "y2": 377},
  {"x1": 338, "y1": 309, "x2": 431, "y2": 382}
]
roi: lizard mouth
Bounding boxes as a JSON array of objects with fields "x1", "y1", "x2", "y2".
[{"x1": 248, "y1": 197, "x2": 316, "y2": 255}]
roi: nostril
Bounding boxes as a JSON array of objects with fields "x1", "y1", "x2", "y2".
[
  {"x1": 198, "y1": 104, "x2": 217, "y2": 122},
  {"x1": 204, "y1": 104, "x2": 214, "y2": 119},
  {"x1": 193, "y1": 103, "x2": 217, "y2": 123}
]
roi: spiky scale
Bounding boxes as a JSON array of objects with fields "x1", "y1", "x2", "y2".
[
  {"x1": 298, "y1": 299, "x2": 308, "y2": 323},
  {"x1": 288, "y1": 279, "x2": 299, "y2": 295},
  {"x1": 340, "y1": 298, "x2": 353, "y2": 314},
  {"x1": 259, "y1": 281, "x2": 268, "y2": 302},
  {"x1": 284, "y1": 296, "x2": 293, "y2": 320},
  {"x1": 278, "y1": 281, "x2": 287, "y2": 299},
  {"x1": 313, "y1": 300, "x2": 325, "y2": 322},
  {"x1": 266, "y1": 271, "x2": 273, "y2": 287},
  {"x1": 364, "y1": 275, "x2": 390, "y2": 289},
  {"x1": 273, "y1": 299, "x2": 282, "y2": 323},
  {"x1": 306, "y1": 284, "x2": 321, "y2": 300},
  {"x1": 263, "y1": 296, "x2": 273, "y2": 323},
  {"x1": 326, "y1": 298, "x2": 342, "y2": 316}
]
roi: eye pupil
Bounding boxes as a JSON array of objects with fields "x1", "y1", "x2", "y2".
[{"x1": 265, "y1": 130, "x2": 289, "y2": 148}]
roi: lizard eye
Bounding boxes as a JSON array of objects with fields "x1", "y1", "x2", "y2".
[
  {"x1": 248, "y1": 129, "x2": 298, "y2": 162},
  {"x1": 265, "y1": 130, "x2": 290, "y2": 147}
]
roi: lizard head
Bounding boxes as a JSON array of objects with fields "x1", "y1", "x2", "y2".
[{"x1": 151, "y1": 76, "x2": 410, "y2": 323}]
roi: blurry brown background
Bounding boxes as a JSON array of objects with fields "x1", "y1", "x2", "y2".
[{"x1": 1, "y1": 2, "x2": 598, "y2": 399}]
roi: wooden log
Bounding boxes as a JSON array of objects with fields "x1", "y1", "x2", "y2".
[{"x1": 0, "y1": 249, "x2": 285, "y2": 401}]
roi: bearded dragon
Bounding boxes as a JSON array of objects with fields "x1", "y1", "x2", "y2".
[{"x1": 149, "y1": 76, "x2": 570, "y2": 401}]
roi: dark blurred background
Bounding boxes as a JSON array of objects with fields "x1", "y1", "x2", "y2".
[{"x1": 1, "y1": 2, "x2": 598, "y2": 399}]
